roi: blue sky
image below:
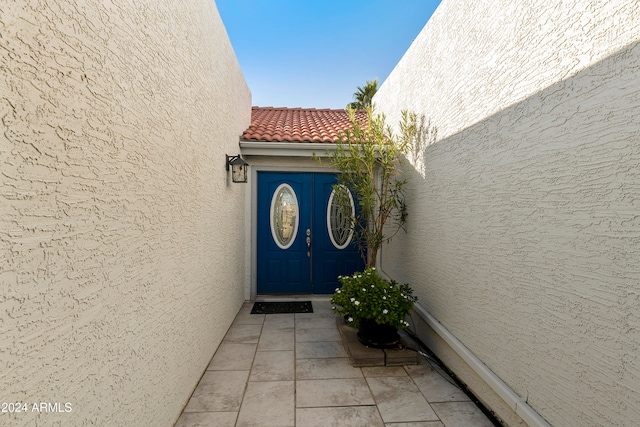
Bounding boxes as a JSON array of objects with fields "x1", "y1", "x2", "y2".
[{"x1": 216, "y1": 0, "x2": 442, "y2": 109}]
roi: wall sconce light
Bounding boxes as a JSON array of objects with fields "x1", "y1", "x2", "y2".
[{"x1": 226, "y1": 154, "x2": 249, "y2": 183}]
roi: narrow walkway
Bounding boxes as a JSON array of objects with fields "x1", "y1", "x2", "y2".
[{"x1": 175, "y1": 298, "x2": 494, "y2": 427}]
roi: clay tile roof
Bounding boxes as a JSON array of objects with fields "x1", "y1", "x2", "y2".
[{"x1": 242, "y1": 107, "x2": 368, "y2": 143}]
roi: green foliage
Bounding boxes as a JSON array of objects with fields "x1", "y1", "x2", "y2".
[
  {"x1": 330, "y1": 268, "x2": 417, "y2": 329},
  {"x1": 329, "y1": 106, "x2": 417, "y2": 268},
  {"x1": 347, "y1": 79, "x2": 378, "y2": 110}
]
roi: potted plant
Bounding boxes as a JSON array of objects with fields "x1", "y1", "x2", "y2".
[
  {"x1": 318, "y1": 104, "x2": 419, "y2": 347},
  {"x1": 331, "y1": 267, "x2": 417, "y2": 348}
]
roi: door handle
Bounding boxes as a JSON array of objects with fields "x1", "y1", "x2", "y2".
[{"x1": 306, "y1": 229, "x2": 311, "y2": 257}]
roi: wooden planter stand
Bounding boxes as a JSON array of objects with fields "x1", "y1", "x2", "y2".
[{"x1": 336, "y1": 316, "x2": 419, "y2": 367}]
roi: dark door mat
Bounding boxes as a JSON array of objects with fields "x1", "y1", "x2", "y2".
[{"x1": 251, "y1": 301, "x2": 313, "y2": 314}]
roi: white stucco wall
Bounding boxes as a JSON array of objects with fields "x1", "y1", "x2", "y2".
[
  {"x1": 375, "y1": 1, "x2": 640, "y2": 426},
  {"x1": 1, "y1": 1, "x2": 251, "y2": 426}
]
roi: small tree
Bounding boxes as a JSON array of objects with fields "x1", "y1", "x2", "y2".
[
  {"x1": 328, "y1": 106, "x2": 417, "y2": 268},
  {"x1": 347, "y1": 79, "x2": 378, "y2": 110}
]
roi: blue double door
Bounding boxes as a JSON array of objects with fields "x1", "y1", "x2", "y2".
[{"x1": 257, "y1": 172, "x2": 364, "y2": 294}]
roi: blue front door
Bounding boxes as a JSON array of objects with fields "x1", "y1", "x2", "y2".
[{"x1": 257, "y1": 172, "x2": 364, "y2": 294}]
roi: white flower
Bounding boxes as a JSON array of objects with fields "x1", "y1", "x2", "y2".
[
  {"x1": 348, "y1": 317, "x2": 354, "y2": 323},
  {"x1": 332, "y1": 306, "x2": 336, "y2": 310},
  {"x1": 383, "y1": 309, "x2": 388, "y2": 314},
  {"x1": 382, "y1": 296, "x2": 386, "y2": 300},
  {"x1": 362, "y1": 288, "x2": 366, "y2": 292},
  {"x1": 350, "y1": 298, "x2": 355, "y2": 302},
  {"x1": 371, "y1": 285, "x2": 374, "y2": 288},
  {"x1": 335, "y1": 288, "x2": 339, "y2": 292},
  {"x1": 354, "y1": 300, "x2": 360, "y2": 306}
]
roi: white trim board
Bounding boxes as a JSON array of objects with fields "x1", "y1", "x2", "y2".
[{"x1": 240, "y1": 141, "x2": 337, "y2": 157}]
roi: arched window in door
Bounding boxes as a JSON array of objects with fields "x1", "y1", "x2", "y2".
[
  {"x1": 327, "y1": 185, "x2": 355, "y2": 249},
  {"x1": 270, "y1": 183, "x2": 299, "y2": 249}
]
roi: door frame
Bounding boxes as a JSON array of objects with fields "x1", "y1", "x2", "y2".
[{"x1": 249, "y1": 164, "x2": 341, "y2": 300}]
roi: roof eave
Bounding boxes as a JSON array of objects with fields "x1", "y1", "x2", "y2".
[{"x1": 240, "y1": 140, "x2": 338, "y2": 157}]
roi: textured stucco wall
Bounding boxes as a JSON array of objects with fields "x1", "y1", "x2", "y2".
[
  {"x1": 376, "y1": 1, "x2": 640, "y2": 426},
  {"x1": 1, "y1": 1, "x2": 251, "y2": 426}
]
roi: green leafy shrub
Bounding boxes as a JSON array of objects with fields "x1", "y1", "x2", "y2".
[{"x1": 331, "y1": 268, "x2": 417, "y2": 329}]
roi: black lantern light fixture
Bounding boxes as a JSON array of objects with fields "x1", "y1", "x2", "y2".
[{"x1": 226, "y1": 154, "x2": 249, "y2": 183}]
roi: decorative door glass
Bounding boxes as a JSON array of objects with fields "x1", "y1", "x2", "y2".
[
  {"x1": 327, "y1": 185, "x2": 355, "y2": 249},
  {"x1": 270, "y1": 183, "x2": 298, "y2": 249}
]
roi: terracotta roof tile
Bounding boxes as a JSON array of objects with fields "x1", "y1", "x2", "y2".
[{"x1": 242, "y1": 107, "x2": 368, "y2": 143}]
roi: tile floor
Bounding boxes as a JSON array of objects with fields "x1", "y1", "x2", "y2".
[{"x1": 175, "y1": 298, "x2": 495, "y2": 427}]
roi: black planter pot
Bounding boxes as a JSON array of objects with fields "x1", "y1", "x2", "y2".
[{"x1": 357, "y1": 318, "x2": 400, "y2": 349}]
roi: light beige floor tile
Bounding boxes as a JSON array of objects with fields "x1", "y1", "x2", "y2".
[
  {"x1": 257, "y1": 327, "x2": 294, "y2": 351},
  {"x1": 207, "y1": 343, "x2": 256, "y2": 371},
  {"x1": 367, "y1": 376, "x2": 439, "y2": 423},
  {"x1": 362, "y1": 366, "x2": 408, "y2": 378},
  {"x1": 178, "y1": 302, "x2": 489, "y2": 427},
  {"x1": 431, "y1": 402, "x2": 494, "y2": 427},
  {"x1": 296, "y1": 316, "x2": 338, "y2": 329},
  {"x1": 296, "y1": 357, "x2": 363, "y2": 380},
  {"x1": 233, "y1": 309, "x2": 265, "y2": 325},
  {"x1": 314, "y1": 302, "x2": 337, "y2": 314},
  {"x1": 296, "y1": 305, "x2": 335, "y2": 318},
  {"x1": 296, "y1": 327, "x2": 341, "y2": 342},
  {"x1": 174, "y1": 411, "x2": 237, "y2": 427},
  {"x1": 296, "y1": 341, "x2": 348, "y2": 359},
  {"x1": 223, "y1": 324, "x2": 262, "y2": 344},
  {"x1": 232, "y1": 303, "x2": 251, "y2": 316},
  {"x1": 183, "y1": 371, "x2": 249, "y2": 412},
  {"x1": 296, "y1": 406, "x2": 385, "y2": 427},
  {"x1": 250, "y1": 350, "x2": 294, "y2": 381},
  {"x1": 262, "y1": 313, "x2": 295, "y2": 330},
  {"x1": 383, "y1": 422, "x2": 444, "y2": 427},
  {"x1": 236, "y1": 381, "x2": 295, "y2": 427},
  {"x1": 405, "y1": 365, "x2": 470, "y2": 403},
  {"x1": 297, "y1": 378, "x2": 375, "y2": 407}
]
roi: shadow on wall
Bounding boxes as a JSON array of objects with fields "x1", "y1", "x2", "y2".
[
  {"x1": 384, "y1": 39, "x2": 640, "y2": 427},
  {"x1": 409, "y1": 114, "x2": 439, "y2": 175}
]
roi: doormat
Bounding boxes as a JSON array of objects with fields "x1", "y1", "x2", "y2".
[{"x1": 251, "y1": 301, "x2": 313, "y2": 314}]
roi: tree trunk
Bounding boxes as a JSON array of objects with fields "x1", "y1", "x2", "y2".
[{"x1": 366, "y1": 247, "x2": 378, "y2": 269}]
